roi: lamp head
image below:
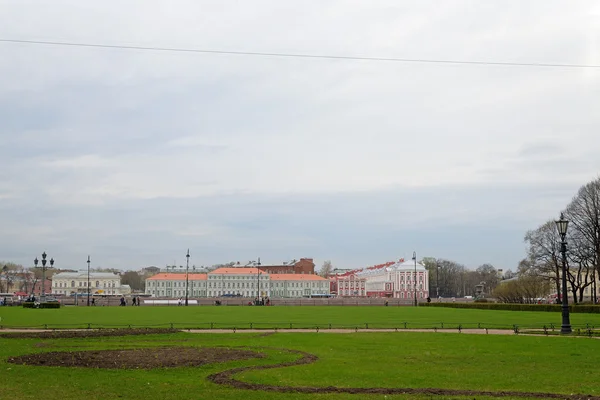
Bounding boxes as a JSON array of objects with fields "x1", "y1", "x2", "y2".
[{"x1": 555, "y1": 212, "x2": 569, "y2": 238}]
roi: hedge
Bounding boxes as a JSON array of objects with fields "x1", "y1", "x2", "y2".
[
  {"x1": 423, "y1": 302, "x2": 600, "y2": 313},
  {"x1": 22, "y1": 302, "x2": 61, "y2": 309}
]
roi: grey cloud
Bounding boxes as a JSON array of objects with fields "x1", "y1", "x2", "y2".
[{"x1": 0, "y1": 0, "x2": 598, "y2": 272}]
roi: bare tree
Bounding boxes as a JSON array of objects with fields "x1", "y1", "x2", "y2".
[
  {"x1": 319, "y1": 260, "x2": 333, "y2": 277},
  {"x1": 436, "y1": 259, "x2": 467, "y2": 297},
  {"x1": 0, "y1": 263, "x2": 23, "y2": 293},
  {"x1": 564, "y1": 177, "x2": 600, "y2": 304},
  {"x1": 493, "y1": 276, "x2": 550, "y2": 304},
  {"x1": 523, "y1": 220, "x2": 562, "y2": 298}
]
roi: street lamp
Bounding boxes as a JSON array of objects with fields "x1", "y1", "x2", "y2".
[
  {"x1": 87, "y1": 256, "x2": 91, "y2": 306},
  {"x1": 412, "y1": 251, "x2": 418, "y2": 307},
  {"x1": 185, "y1": 249, "x2": 190, "y2": 306},
  {"x1": 555, "y1": 212, "x2": 572, "y2": 334},
  {"x1": 256, "y1": 257, "x2": 262, "y2": 302},
  {"x1": 34, "y1": 252, "x2": 54, "y2": 302},
  {"x1": 436, "y1": 262, "x2": 440, "y2": 299}
]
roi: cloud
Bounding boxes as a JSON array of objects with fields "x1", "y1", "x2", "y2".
[{"x1": 0, "y1": 0, "x2": 598, "y2": 271}]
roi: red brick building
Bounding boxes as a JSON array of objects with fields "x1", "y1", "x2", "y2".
[{"x1": 258, "y1": 258, "x2": 315, "y2": 275}]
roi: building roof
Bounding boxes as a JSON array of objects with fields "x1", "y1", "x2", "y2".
[
  {"x1": 146, "y1": 273, "x2": 208, "y2": 281},
  {"x1": 53, "y1": 271, "x2": 120, "y2": 279},
  {"x1": 210, "y1": 267, "x2": 265, "y2": 275},
  {"x1": 269, "y1": 274, "x2": 328, "y2": 281}
]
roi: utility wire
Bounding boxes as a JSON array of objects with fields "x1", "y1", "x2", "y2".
[{"x1": 1, "y1": 38, "x2": 599, "y2": 69}]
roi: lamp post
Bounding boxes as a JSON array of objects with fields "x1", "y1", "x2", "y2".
[
  {"x1": 185, "y1": 249, "x2": 190, "y2": 306},
  {"x1": 35, "y1": 252, "x2": 54, "y2": 302},
  {"x1": 86, "y1": 256, "x2": 91, "y2": 306},
  {"x1": 412, "y1": 251, "x2": 417, "y2": 306},
  {"x1": 436, "y1": 263, "x2": 440, "y2": 299},
  {"x1": 555, "y1": 212, "x2": 572, "y2": 334},
  {"x1": 256, "y1": 257, "x2": 261, "y2": 301}
]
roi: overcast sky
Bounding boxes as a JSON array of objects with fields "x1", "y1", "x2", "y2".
[{"x1": 0, "y1": 0, "x2": 599, "y2": 271}]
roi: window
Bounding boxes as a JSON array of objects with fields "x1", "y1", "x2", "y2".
[{"x1": 95, "y1": 281, "x2": 99, "y2": 287}]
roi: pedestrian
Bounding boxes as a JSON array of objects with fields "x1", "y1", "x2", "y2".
[
  {"x1": 91, "y1": 298, "x2": 96, "y2": 306},
  {"x1": 132, "y1": 297, "x2": 136, "y2": 306}
]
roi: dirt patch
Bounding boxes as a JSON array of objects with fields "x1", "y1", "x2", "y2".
[
  {"x1": 208, "y1": 347, "x2": 600, "y2": 400},
  {"x1": 8, "y1": 347, "x2": 264, "y2": 369},
  {"x1": 0, "y1": 328, "x2": 179, "y2": 339}
]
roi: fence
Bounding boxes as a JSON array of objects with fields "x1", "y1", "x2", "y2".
[{"x1": 2, "y1": 320, "x2": 599, "y2": 333}]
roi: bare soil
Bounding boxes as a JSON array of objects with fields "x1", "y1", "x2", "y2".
[
  {"x1": 8, "y1": 347, "x2": 263, "y2": 369},
  {"x1": 0, "y1": 328, "x2": 179, "y2": 339}
]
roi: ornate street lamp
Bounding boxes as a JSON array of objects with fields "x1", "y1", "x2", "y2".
[
  {"x1": 555, "y1": 213, "x2": 572, "y2": 334},
  {"x1": 34, "y1": 252, "x2": 54, "y2": 302},
  {"x1": 185, "y1": 249, "x2": 190, "y2": 306},
  {"x1": 412, "y1": 251, "x2": 418, "y2": 306}
]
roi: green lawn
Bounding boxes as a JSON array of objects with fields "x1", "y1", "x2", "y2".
[
  {"x1": 1, "y1": 331, "x2": 599, "y2": 400},
  {"x1": 1, "y1": 305, "x2": 600, "y2": 330}
]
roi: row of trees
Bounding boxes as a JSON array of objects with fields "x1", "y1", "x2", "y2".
[
  {"x1": 0, "y1": 262, "x2": 48, "y2": 294},
  {"x1": 520, "y1": 177, "x2": 600, "y2": 304},
  {"x1": 421, "y1": 259, "x2": 505, "y2": 298}
]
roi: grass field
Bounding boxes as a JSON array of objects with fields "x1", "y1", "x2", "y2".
[
  {"x1": 2, "y1": 305, "x2": 600, "y2": 330},
  {"x1": 1, "y1": 330, "x2": 599, "y2": 400}
]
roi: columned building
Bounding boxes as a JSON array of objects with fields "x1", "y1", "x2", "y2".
[
  {"x1": 207, "y1": 268, "x2": 269, "y2": 298},
  {"x1": 328, "y1": 258, "x2": 429, "y2": 300},
  {"x1": 144, "y1": 267, "x2": 330, "y2": 298},
  {"x1": 357, "y1": 259, "x2": 429, "y2": 300},
  {"x1": 51, "y1": 271, "x2": 126, "y2": 296},
  {"x1": 145, "y1": 273, "x2": 207, "y2": 298}
]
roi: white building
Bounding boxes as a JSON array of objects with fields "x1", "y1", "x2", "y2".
[
  {"x1": 51, "y1": 271, "x2": 124, "y2": 296},
  {"x1": 145, "y1": 273, "x2": 207, "y2": 298},
  {"x1": 356, "y1": 259, "x2": 429, "y2": 300},
  {"x1": 207, "y1": 267, "x2": 269, "y2": 298},
  {"x1": 144, "y1": 267, "x2": 330, "y2": 298},
  {"x1": 269, "y1": 274, "x2": 330, "y2": 298}
]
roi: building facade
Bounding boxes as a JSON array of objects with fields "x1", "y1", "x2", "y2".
[
  {"x1": 358, "y1": 259, "x2": 429, "y2": 300},
  {"x1": 51, "y1": 272, "x2": 126, "y2": 296},
  {"x1": 146, "y1": 273, "x2": 207, "y2": 298},
  {"x1": 144, "y1": 267, "x2": 330, "y2": 298},
  {"x1": 328, "y1": 258, "x2": 430, "y2": 300}
]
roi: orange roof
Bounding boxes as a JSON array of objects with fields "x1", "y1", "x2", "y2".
[
  {"x1": 147, "y1": 273, "x2": 207, "y2": 280},
  {"x1": 210, "y1": 267, "x2": 264, "y2": 274},
  {"x1": 269, "y1": 274, "x2": 327, "y2": 281}
]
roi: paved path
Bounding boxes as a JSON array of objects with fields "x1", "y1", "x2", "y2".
[
  {"x1": 186, "y1": 328, "x2": 517, "y2": 334},
  {"x1": 1, "y1": 328, "x2": 593, "y2": 338}
]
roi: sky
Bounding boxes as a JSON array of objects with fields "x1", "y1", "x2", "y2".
[{"x1": 0, "y1": 0, "x2": 599, "y2": 272}]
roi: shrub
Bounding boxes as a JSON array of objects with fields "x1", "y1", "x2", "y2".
[
  {"x1": 474, "y1": 298, "x2": 489, "y2": 303},
  {"x1": 22, "y1": 302, "x2": 61, "y2": 309},
  {"x1": 422, "y1": 302, "x2": 600, "y2": 313}
]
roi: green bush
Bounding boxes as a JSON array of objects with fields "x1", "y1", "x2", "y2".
[
  {"x1": 423, "y1": 302, "x2": 600, "y2": 313},
  {"x1": 22, "y1": 302, "x2": 61, "y2": 309},
  {"x1": 40, "y1": 302, "x2": 61, "y2": 309}
]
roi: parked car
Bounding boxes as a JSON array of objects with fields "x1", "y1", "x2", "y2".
[{"x1": 44, "y1": 297, "x2": 60, "y2": 303}]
